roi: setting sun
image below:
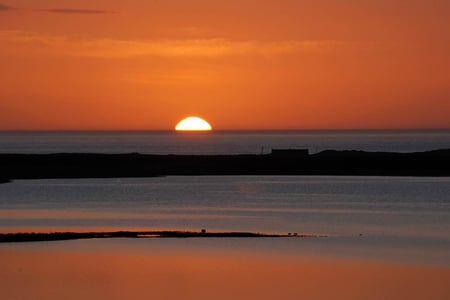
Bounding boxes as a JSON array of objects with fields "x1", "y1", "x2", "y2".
[{"x1": 175, "y1": 117, "x2": 212, "y2": 131}]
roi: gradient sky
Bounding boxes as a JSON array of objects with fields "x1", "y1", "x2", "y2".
[{"x1": 0, "y1": 0, "x2": 449, "y2": 130}]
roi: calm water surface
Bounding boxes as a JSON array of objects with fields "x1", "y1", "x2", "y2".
[
  {"x1": 1, "y1": 176, "x2": 449, "y2": 265},
  {"x1": 1, "y1": 130, "x2": 449, "y2": 154},
  {"x1": 1, "y1": 130, "x2": 449, "y2": 266}
]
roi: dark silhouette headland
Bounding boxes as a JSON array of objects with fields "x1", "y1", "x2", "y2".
[
  {"x1": 1, "y1": 149, "x2": 450, "y2": 182},
  {"x1": 0, "y1": 230, "x2": 324, "y2": 243}
]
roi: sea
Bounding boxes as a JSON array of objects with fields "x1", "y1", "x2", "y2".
[
  {"x1": 1, "y1": 129, "x2": 450, "y2": 154},
  {"x1": 0, "y1": 130, "x2": 449, "y2": 266}
]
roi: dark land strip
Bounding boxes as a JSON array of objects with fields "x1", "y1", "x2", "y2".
[
  {"x1": 0, "y1": 230, "x2": 323, "y2": 243},
  {"x1": 1, "y1": 149, "x2": 450, "y2": 182}
]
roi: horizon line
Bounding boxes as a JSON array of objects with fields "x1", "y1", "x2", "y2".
[{"x1": 1, "y1": 128, "x2": 450, "y2": 133}]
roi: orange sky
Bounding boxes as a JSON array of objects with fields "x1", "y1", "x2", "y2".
[{"x1": 0, "y1": 0, "x2": 449, "y2": 130}]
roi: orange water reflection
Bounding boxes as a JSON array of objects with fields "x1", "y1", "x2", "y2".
[{"x1": 1, "y1": 243, "x2": 449, "y2": 300}]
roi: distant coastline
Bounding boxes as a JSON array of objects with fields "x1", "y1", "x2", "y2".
[
  {"x1": 1, "y1": 149, "x2": 450, "y2": 182},
  {"x1": 2, "y1": 130, "x2": 449, "y2": 156}
]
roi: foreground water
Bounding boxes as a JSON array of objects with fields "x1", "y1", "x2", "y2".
[
  {"x1": 1, "y1": 176, "x2": 449, "y2": 266},
  {"x1": 2, "y1": 242, "x2": 449, "y2": 300}
]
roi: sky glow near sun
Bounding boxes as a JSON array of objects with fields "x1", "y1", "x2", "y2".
[{"x1": 0, "y1": 0, "x2": 449, "y2": 130}]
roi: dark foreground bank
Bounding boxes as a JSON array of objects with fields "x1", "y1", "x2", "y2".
[
  {"x1": 1, "y1": 149, "x2": 450, "y2": 181},
  {"x1": 0, "y1": 230, "x2": 323, "y2": 243}
]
